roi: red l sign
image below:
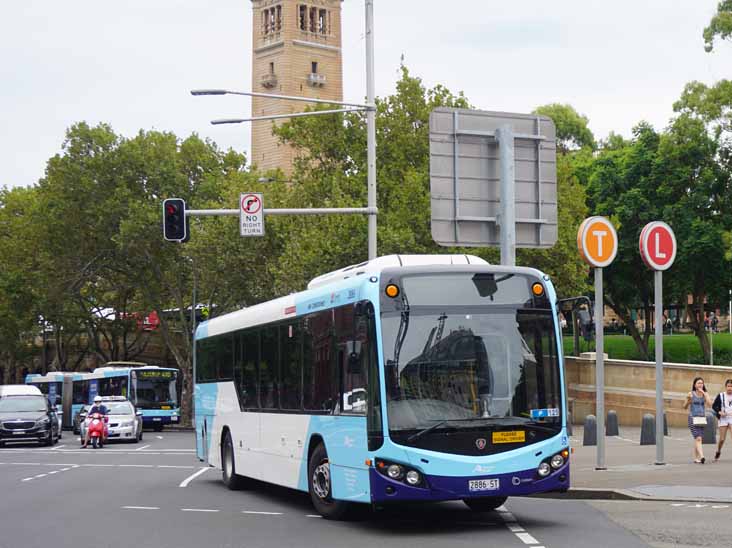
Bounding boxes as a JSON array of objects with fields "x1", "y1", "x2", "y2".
[{"x1": 639, "y1": 221, "x2": 677, "y2": 271}]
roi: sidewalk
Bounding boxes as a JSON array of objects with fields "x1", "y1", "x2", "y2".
[{"x1": 547, "y1": 425, "x2": 732, "y2": 503}]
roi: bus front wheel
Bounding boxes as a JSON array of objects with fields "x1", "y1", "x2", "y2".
[
  {"x1": 307, "y1": 443, "x2": 351, "y2": 520},
  {"x1": 463, "y1": 496, "x2": 508, "y2": 512},
  {"x1": 221, "y1": 431, "x2": 248, "y2": 490}
]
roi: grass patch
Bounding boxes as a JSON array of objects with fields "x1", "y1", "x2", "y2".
[{"x1": 563, "y1": 333, "x2": 732, "y2": 365}]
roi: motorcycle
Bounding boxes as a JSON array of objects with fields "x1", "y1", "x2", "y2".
[{"x1": 86, "y1": 412, "x2": 108, "y2": 449}]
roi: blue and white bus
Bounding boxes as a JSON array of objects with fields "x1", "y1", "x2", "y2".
[
  {"x1": 89, "y1": 363, "x2": 180, "y2": 430},
  {"x1": 194, "y1": 255, "x2": 569, "y2": 519},
  {"x1": 25, "y1": 372, "x2": 73, "y2": 432}
]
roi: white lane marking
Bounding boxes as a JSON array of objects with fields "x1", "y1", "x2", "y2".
[
  {"x1": 135, "y1": 445, "x2": 151, "y2": 451},
  {"x1": 156, "y1": 436, "x2": 164, "y2": 439},
  {"x1": 615, "y1": 436, "x2": 637, "y2": 443},
  {"x1": 120, "y1": 464, "x2": 154, "y2": 468},
  {"x1": 51, "y1": 445, "x2": 66, "y2": 450},
  {"x1": 34, "y1": 474, "x2": 47, "y2": 478},
  {"x1": 182, "y1": 508, "x2": 219, "y2": 513},
  {"x1": 158, "y1": 465, "x2": 196, "y2": 469},
  {"x1": 713, "y1": 505, "x2": 730, "y2": 509},
  {"x1": 21, "y1": 477, "x2": 34, "y2": 482},
  {"x1": 48, "y1": 471, "x2": 59, "y2": 475},
  {"x1": 60, "y1": 468, "x2": 71, "y2": 472},
  {"x1": 501, "y1": 505, "x2": 544, "y2": 547},
  {"x1": 671, "y1": 503, "x2": 686, "y2": 507},
  {"x1": 242, "y1": 511, "x2": 282, "y2": 515},
  {"x1": 122, "y1": 506, "x2": 160, "y2": 510},
  {"x1": 8, "y1": 462, "x2": 41, "y2": 466},
  {"x1": 179, "y1": 467, "x2": 210, "y2": 487},
  {"x1": 83, "y1": 464, "x2": 115, "y2": 467},
  {"x1": 515, "y1": 532, "x2": 539, "y2": 544},
  {"x1": 306, "y1": 514, "x2": 322, "y2": 518}
]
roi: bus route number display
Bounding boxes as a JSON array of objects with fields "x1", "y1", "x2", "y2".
[{"x1": 138, "y1": 370, "x2": 174, "y2": 379}]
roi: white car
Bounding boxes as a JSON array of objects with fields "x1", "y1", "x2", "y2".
[{"x1": 80, "y1": 397, "x2": 143, "y2": 443}]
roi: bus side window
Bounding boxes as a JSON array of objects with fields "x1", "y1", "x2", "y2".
[
  {"x1": 259, "y1": 326, "x2": 279, "y2": 409},
  {"x1": 303, "y1": 309, "x2": 337, "y2": 413},
  {"x1": 335, "y1": 305, "x2": 367, "y2": 415},
  {"x1": 280, "y1": 323, "x2": 302, "y2": 410},
  {"x1": 235, "y1": 331, "x2": 259, "y2": 409}
]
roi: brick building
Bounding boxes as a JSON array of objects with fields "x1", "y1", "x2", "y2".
[{"x1": 250, "y1": 0, "x2": 344, "y2": 175}]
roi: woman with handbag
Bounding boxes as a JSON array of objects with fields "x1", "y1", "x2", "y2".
[{"x1": 684, "y1": 377, "x2": 713, "y2": 463}]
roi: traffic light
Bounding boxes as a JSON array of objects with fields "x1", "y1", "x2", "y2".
[{"x1": 163, "y1": 198, "x2": 188, "y2": 242}]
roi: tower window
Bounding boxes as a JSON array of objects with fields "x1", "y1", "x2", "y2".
[
  {"x1": 263, "y1": 5, "x2": 282, "y2": 35},
  {"x1": 299, "y1": 5, "x2": 307, "y2": 30},
  {"x1": 270, "y1": 62, "x2": 275, "y2": 74},
  {"x1": 318, "y1": 9, "x2": 327, "y2": 34},
  {"x1": 309, "y1": 7, "x2": 317, "y2": 32},
  {"x1": 311, "y1": 61, "x2": 318, "y2": 74}
]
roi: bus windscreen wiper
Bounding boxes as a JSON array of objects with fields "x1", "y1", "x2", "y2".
[{"x1": 406, "y1": 417, "x2": 486, "y2": 443}]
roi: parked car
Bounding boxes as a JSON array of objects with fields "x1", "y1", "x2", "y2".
[
  {"x1": 79, "y1": 396, "x2": 143, "y2": 443},
  {"x1": 0, "y1": 386, "x2": 60, "y2": 446}
]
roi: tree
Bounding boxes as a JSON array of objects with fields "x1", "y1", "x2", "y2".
[
  {"x1": 704, "y1": 0, "x2": 732, "y2": 52},
  {"x1": 533, "y1": 104, "x2": 596, "y2": 152}
]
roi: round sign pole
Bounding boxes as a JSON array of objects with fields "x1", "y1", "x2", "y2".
[
  {"x1": 639, "y1": 221, "x2": 677, "y2": 465},
  {"x1": 577, "y1": 216, "x2": 618, "y2": 470}
]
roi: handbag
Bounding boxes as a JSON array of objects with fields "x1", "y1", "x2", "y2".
[{"x1": 692, "y1": 416, "x2": 708, "y2": 426}]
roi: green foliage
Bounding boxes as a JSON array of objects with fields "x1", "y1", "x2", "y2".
[
  {"x1": 533, "y1": 103, "x2": 596, "y2": 152},
  {"x1": 704, "y1": 0, "x2": 732, "y2": 52}
]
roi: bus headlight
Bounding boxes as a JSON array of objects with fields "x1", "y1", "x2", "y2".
[
  {"x1": 537, "y1": 462, "x2": 551, "y2": 477},
  {"x1": 405, "y1": 470, "x2": 421, "y2": 486},
  {"x1": 550, "y1": 454, "x2": 565, "y2": 469},
  {"x1": 387, "y1": 464, "x2": 404, "y2": 480}
]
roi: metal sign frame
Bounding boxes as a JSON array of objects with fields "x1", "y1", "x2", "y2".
[{"x1": 429, "y1": 107, "x2": 558, "y2": 258}]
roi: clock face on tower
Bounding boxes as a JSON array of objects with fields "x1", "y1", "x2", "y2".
[{"x1": 250, "y1": 1, "x2": 344, "y2": 175}]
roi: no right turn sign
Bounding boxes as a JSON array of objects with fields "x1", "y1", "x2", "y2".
[{"x1": 240, "y1": 193, "x2": 264, "y2": 237}]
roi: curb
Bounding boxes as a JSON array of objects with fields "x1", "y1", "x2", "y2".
[{"x1": 534, "y1": 487, "x2": 732, "y2": 504}]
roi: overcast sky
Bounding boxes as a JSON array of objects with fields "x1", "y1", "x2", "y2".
[{"x1": 1, "y1": 0, "x2": 730, "y2": 189}]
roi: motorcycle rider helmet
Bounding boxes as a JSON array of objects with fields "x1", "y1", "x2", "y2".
[{"x1": 94, "y1": 396, "x2": 102, "y2": 403}]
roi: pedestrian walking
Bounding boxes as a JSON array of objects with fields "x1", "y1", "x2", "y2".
[
  {"x1": 712, "y1": 379, "x2": 732, "y2": 461},
  {"x1": 684, "y1": 377, "x2": 713, "y2": 463}
]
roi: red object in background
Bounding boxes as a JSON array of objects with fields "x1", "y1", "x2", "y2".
[{"x1": 142, "y1": 310, "x2": 160, "y2": 331}]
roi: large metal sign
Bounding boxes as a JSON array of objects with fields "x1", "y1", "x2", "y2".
[{"x1": 429, "y1": 107, "x2": 557, "y2": 249}]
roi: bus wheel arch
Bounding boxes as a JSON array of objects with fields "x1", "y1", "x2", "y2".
[
  {"x1": 221, "y1": 427, "x2": 248, "y2": 490},
  {"x1": 307, "y1": 439, "x2": 352, "y2": 520}
]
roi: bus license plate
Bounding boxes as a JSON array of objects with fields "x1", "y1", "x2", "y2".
[{"x1": 469, "y1": 479, "x2": 499, "y2": 492}]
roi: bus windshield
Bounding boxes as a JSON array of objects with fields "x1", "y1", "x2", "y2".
[
  {"x1": 381, "y1": 272, "x2": 562, "y2": 442},
  {"x1": 134, "y1": 370, "x2": 177, "y2": 407}
]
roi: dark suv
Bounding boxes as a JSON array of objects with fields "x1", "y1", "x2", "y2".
[{"x1": 0, "y1": 394, "x2": 60, "y2": 446}]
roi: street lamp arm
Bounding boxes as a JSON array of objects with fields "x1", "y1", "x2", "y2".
[{"x1": 191, "y1": 88, "x2": 369, "y2": 109}]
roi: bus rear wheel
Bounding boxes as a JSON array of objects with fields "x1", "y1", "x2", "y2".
[
  {"x1": 307, "y1": 443, "x2": 351, "y2": 520},
  {"x1": 463, "y1": 496, "x2": 507, "y2": 512},
  {"x1": 221, "y1": 430, "x2": 248, "y2": 490}
]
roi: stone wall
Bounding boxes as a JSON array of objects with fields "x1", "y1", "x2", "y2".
[{"x1": 565, "y1": 356, "x2": 732, "y2": 427}]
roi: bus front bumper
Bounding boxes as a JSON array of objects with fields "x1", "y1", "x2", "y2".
[{"x1": 369, "y1": 462, "x2": 569, "y2": 503}]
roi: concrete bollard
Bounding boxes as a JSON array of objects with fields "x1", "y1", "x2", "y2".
[
  {"x1": 606, "y1": 410, "x2": 619, "y2": 436},
  {"x1": 702, "y1": 412, "x2": 717, "y2": 445},
  {"x1": 583, "y1": 414, "x2": 597, "y2": 446},
  {"x1": 640, "y1": 413, "x2": 656, "y2": 445},
  {"x1": 566, "y1": 412, "x2": 573, "y2": 436}
]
